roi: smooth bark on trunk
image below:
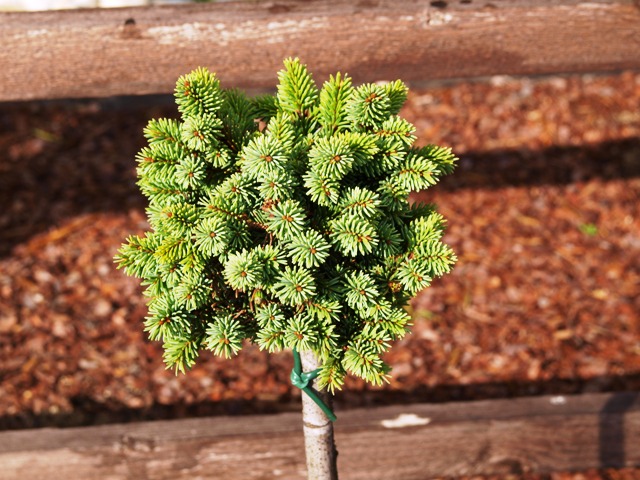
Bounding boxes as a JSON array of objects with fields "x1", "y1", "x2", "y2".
[{"x1": 299, "y1": 350, "x2": 338, "y2": 480}]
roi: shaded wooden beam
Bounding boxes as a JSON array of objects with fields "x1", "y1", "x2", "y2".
[
  {"x1": 0, "y1": 0, "x2": 639, "y2": 102},
  {"x1": 1, "y1": 391, "x2": 639, "y2": 479}
]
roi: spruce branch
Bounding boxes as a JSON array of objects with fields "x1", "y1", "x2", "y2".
[
  {"x1": 318, "y1": 72, "x2": 354, "y2": 134},
  {"x1": 205, "y1": 314, "x2": 245, "y2": 359},
  {"x1": 277, "y1": 57, "x2": 319, "y2": 117}
]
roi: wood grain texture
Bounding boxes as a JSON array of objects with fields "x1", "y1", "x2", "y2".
[
  {"x1": 1, "y1": 392, "x2": 639, "y2": 479},
  {"x1": 0, "y1": 0, "x2": 639, "y2": 101}
]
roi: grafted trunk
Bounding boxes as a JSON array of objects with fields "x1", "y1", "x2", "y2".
[{"x1": 300, "y1": 350, "x2": 339, "y2": 480}]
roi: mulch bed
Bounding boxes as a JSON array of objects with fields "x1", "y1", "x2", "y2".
[{"x1": 0, "y1": 70, "x2": 639, "y2": 478}]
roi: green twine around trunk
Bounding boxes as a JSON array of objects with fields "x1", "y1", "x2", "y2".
[{"x1": 290, "y1": 349, "x2": 337, "y2": 422}]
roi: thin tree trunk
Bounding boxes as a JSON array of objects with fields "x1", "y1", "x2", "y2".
[{"x1": 299, "y1": 350, "x2": 339, "y2": 480}]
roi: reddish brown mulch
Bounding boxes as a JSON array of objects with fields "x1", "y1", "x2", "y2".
[{"x1": 0, "y1": 70, "x2": 638, "y2": 460}]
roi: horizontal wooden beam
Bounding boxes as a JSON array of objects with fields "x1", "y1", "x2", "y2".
[
  {"x1": 0, "y1": 0, "x2": 639, "y2": 102},
  {"x1": 1, "y1": 392, "x2": 639, "y2": 479}
]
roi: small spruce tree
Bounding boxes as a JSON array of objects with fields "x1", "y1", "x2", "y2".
[{"x1": 116, "y1": 58, "x2": 456, "y2": 479}]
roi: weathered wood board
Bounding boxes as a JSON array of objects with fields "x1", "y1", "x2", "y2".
[
  {"x1": 1, "y1": 391, "x2": 639, "y2": 479},
  {"x1": 0, "y1": 0, "x2": 639, "y2": 102}
]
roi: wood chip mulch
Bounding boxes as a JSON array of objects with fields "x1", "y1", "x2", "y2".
[{"x1": 1, "y1": 71, "x2": 638, "y2": 473}]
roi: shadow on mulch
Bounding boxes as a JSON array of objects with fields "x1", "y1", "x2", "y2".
[
  {"x1": 1, "y1": 372, "x2": 639, "y2": 431},
  {"x1": 438, "y1": 137, "x2": 640, "y2": 192},
  {"x1": 1, "y1": 94, "x2": 638, "y2": 257}
]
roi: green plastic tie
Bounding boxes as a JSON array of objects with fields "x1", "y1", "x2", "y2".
[{"x1": 291, "y1": 349, "x2": 337, "y2": 422}]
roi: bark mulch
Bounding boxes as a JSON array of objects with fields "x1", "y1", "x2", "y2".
[{"x1": 0, "y1": 71, "x2": 639, "y2": 478}]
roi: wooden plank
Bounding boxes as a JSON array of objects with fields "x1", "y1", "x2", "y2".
[
  {"x1": 0, "y1": 0, "x2": 639, "y2": 102},
  {"x1": 0, "y1": 391, "x2": 639, "y2": 479}
]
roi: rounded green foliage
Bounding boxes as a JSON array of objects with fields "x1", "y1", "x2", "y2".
[{"x1": 116, "y1": 58, "x2": 457, "y2": 392}]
